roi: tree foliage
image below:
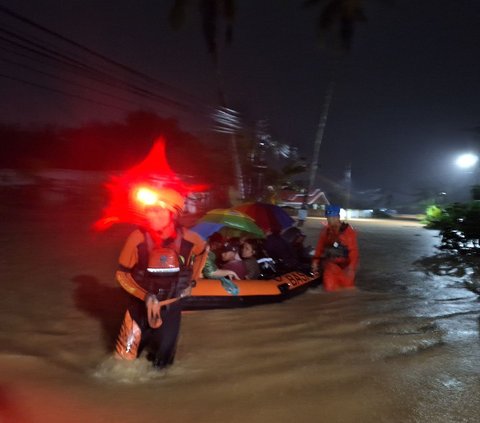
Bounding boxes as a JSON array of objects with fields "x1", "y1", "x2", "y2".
[
  {"x1": 169, "y1": 0, "x2": 235, "y2": 64},
  {"x1": 426, "y1": 201, "x2": 480, "y2": 254},
  {"x1": 303, "y1": 0, "x2": 368, "y2": 49},
  {"x1": 0, "y1": 111, "x2": 234, "y2": 185}
]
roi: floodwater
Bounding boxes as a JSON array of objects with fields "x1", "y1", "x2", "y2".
[{"x1": 1, "y1": 206, "x2": 480, "y2": 423}]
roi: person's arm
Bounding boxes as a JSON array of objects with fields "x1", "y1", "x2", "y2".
[
  {"x1": 203, "y1": 252, "x2": 240, "y2": 279},
  {"x1": 312, "y1": 226, "x2": 328, "y2": 272},
  {"x1": 116, "y1": 230, "x2": 149, "y2": 301},
  {"x1": 116, "y1": 270, "x2": 148, "y2": 301},
  {"x1": 182, "y1": 229, "x2": 208, "y2": 281},
  {"x1": 211, "y1": 269, "x2": 240, "y2": 280},
  {"x1": 202, "y1": 249, "x2": 218, "y2": 278},
  {"x1": 202, "y1": 251, "x2": 239, "y2": 279},
  {"x1": 344, "y1": 227, "x2": 359, "y2": 273}
]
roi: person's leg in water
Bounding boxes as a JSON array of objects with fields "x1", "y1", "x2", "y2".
[
  {"x1": 150, "y1": 300, "x2": 183, "y2": 369},
  {"x1": 322, "y1": 262, "x2": 355, "y2": 291},
  {"x1": 115, "y1": 298, "x2": 150, "y2": 360}
]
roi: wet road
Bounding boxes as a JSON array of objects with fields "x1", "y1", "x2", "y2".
[{"x1": 1, "y1": 213, "x2": 480, "y2": 422}]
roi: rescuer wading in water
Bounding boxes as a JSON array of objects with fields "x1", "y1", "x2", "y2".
[
  {"x1": 114, "y1": 184, "x2": 207, "y2": 369},
  {"x1": 312, "y1": 205, "x2": 359, "y2": 291},
  {"x1": 94, "y1": 138, "x2": 208, "y2": 370}
]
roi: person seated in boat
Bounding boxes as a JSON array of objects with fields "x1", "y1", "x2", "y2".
[
  {"x1": 282, "y1": 226, "x2": 313, "y2": 268},
  {"x1": 263, "y1": 224, "x2": 299, "y2": 273},
  {"x1": 249, "y1": 239, "x2": 277, "y2": 279},
  {"x1": 207, "y1": 232, "x2": 224, "y2": 259},
  {"x1": 202, "y1": 233, "x2": 240, "y2": 280},
  {"x1": 311, "y1": 204, "x2": 359, "y2": 291},
  {"x1": 240, "y1": 238, "x2": 261, "y2": 279},
  {"x1": 219, "y1": 239, "x2": 248, "y2": 279}
]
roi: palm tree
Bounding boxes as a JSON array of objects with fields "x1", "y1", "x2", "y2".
[
  {"x1": 307, "y1": 62, "x2": 337, "y2": 194},
  {"x1": 304, "y1": 0, "x2": 368, "y2": 195},
  {"x1": 304, "y1": 0, "x2": 367, "y2": 50},
  {"x1": 169, "y1": 1, "x2": 371, "y2": 200},
  {"x1": 169, "y1": 0, "x2": 245, "y2": 199}
]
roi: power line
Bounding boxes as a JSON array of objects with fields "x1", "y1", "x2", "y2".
[
  {"x1": 0, "y1": 27, "x2": 195, "y2": 112},
  {"x1": 0, "y1": 56, "x2": 146, "y2": 107},
  {"x1": 0, "y1": 4, "x2": 212, "y2": 111},
  {"x1": 0, "y1": 72, "x2": 131, "y2": 112}
]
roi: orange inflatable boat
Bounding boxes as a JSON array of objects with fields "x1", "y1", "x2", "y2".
[{"x1": 183, "y1": 270, "x2": 321, "y2": 309}]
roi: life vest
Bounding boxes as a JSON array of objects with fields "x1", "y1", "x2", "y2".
[
  {"x1": 322, "y1": 223, "x2": 351, "y2": 263},
  {"x1": 134, "y1": 228, "x2": 195, "y2": 301}
]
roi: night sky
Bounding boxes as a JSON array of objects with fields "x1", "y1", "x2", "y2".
[{"x1": 1, "y1": 0, "x2": 480, "y2": 202}]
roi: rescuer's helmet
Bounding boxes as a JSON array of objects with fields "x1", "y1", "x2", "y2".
[
  {"x1": 325, "y1": 204, "x2": 341, "y2": 218},
  {"x1": 133, "y1": 184, "x2": 185, "y2": 216}
]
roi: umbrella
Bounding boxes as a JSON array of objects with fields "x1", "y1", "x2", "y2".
[
  {"x1": 192, "y1": 209, "x2": 265, "y2": 239},
  {"x1": 189, "y1": 221, "x2": 224, "y2": 240},
  {"x1": 233, "y1": 202, "x2": 294, "y2": 233}
]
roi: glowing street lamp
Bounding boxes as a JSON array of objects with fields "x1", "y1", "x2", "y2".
[{"x1": 455, "y1": 153, "x2": 478, "y2": 169}]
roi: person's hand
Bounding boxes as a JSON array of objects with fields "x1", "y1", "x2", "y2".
[
  {"x1": 145, "y1": 294, "x2": 161, "y2": 329},
  {"x1": 225, "y1": 270, "x2": 240, "y2": 280},
  {"x1": 180, "y1": 285, "x2": 192, "y2": 298},
  {"x1": 145, "y1": 293, "x2": 158, "y2": 307},
  {"x1": 345, "y1": 267, "x2": 355, "y2": 280},
  {"x1": 311, "y1": 261, "x2": 319, "y2": 274}
]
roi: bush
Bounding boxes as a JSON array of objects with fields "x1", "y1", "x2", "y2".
[
  {"x1": 436, "y1": 202, "x2": 480, "y2": 254},
  {"x1": 423, "y1": 204, "x2": 444, "y2": 228}
]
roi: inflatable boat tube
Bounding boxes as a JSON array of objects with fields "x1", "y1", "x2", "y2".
[{"x1": 183, "y1": 271, "x2": 321, "y2": 310}]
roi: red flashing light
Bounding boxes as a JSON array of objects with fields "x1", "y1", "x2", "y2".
[
  {"x1": 94, "y1": 136, "x2": 208, "y2": 231},
  {"x1": 135, "y1": 187, "x2": 159, "y2": 206}
]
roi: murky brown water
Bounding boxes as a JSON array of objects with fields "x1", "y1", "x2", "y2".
[{"x1": 1, "y1": 208, "x2": 479, "y2": 422}]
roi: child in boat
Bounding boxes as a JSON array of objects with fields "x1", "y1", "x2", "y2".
[
  {"x1": 219, "y1": 239, "x2": 248, "y2": 279},
  {"x1": 240, "y1": 238, "x2": 261, "y2": 279},
  {"x1": 202, "y1": 232, "x2": 240, "y2": 280}
]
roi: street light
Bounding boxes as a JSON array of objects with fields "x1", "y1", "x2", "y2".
[
  {"x1": 455, "y1": 153, "x2": 479, "y2": 201},
  {"x1": 455, "y1": 153, "x2": 478, "y2": 169}
]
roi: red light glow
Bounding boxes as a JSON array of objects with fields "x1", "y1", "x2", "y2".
[
  {"x1": 94, "y1": 136, "x2": 208, "y2": 230},
  {"x1": 135, "y1": 187, "x2": 159, "y2": 206}
]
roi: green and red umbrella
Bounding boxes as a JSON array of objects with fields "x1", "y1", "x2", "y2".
[
  {"x1": 192, "y1": 209, "x2": 265, "y2": 239},
  {"x1": 233, "y1": 202, "x2": 295, "y2": 233}
]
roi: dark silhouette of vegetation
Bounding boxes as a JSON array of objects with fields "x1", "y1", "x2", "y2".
[
  {"x1": 426, "y1": 201, "x2": 480, "y2": 254},
  {"x1": 169, "y1": 0, "x2": 244, "y2": 199},
  {"x1": 416, "y1": 186, "x2": 480, "y2": 294},
  {"x1": 169, "y1": 0, "x2": 234, "y2": 65},
  {"x1": 167, "y1": 1, "x2": 373, "y2": 199},
  {"x1": 303, "y1": 0, "x2": 367, "y2": 50},
  {"x1": 0, "y1": 110, "x2": 234, "y2": 185},
  {"x1": 424, "y1": 184, "x2": 480, "y2": 253}
]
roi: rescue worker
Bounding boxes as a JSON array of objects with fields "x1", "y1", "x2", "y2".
[
  {"x1": 311, "y1": 205, "x2": 359, "y2": 291},
  {"x1": 297, "y1": 203, "x2": 308, "y2": 227},
  {"x1": 114, "y1": 183, "x2": 207, "y2": 369}
]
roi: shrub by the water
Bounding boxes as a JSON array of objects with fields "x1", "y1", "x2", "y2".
[{"x1": 430, "y1": 202, "x2": 480, "y2": 253}]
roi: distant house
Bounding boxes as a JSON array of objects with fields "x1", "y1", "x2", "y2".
[{"x1": 276, "y1": 188, "x2": 329, "y2": 209}]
